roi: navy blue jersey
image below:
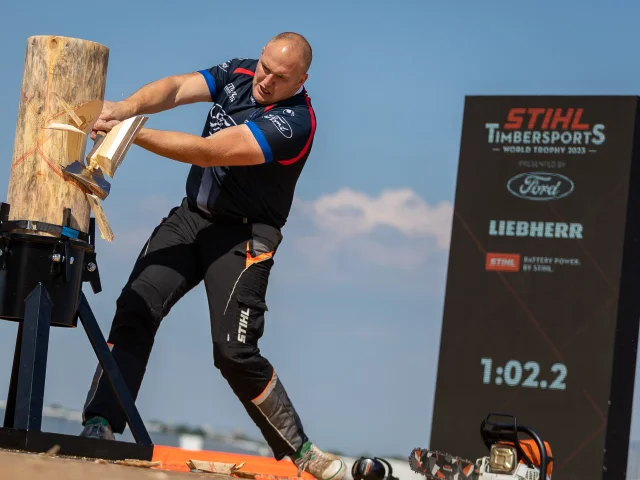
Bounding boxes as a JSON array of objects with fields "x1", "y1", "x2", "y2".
[{"x1": 185, "y1": 58, "x2": 316, "y2": 229}]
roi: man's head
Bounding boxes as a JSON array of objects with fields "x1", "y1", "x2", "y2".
[{"x1": 253, "y1": 32, "x2": 312, "y2": 105}]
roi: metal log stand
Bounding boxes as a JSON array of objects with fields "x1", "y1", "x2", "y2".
[{"x1": 0, "y1": 202, "x2": 154, "y2": 461}]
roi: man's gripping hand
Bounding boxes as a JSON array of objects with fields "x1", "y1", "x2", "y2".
[{"x1": 90, "y1": 101, "x2": 131, "y2": 139}]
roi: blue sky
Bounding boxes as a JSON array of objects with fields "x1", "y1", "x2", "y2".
[{"x1": 0, "y1": 0, "x2": 639, "y2": 461}]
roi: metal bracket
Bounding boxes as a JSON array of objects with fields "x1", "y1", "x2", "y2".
[{"x1": 82, "y1": 250, "x2": 101, "y2": 294}]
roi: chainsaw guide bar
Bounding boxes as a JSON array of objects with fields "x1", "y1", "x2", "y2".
[{"x1": 409, "y1": 448, "x2": 479, "y2": 479}]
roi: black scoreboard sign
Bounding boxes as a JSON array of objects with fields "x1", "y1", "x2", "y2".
[{"x1": 430, "y1": 96, "x2": 640, "y2": 480}]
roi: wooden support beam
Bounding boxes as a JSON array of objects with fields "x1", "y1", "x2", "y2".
[{"x1": 6, "y1": 35, "x2": 109, "y2": 235}]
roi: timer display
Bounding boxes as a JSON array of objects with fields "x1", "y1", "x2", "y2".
[{"x1": 480, "y1": 358, "x2": 567, "y2": 390}]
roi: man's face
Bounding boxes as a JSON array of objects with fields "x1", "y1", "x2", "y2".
[{"x1": 252, "y1": 41, "x2": 308, "y2": 104}]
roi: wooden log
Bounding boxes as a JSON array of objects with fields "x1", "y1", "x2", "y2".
[{"x1": 6, "y1": 35, "x2": 109, "y2": 236}]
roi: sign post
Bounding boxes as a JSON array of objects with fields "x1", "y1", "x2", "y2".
[{"x1": 429, "y1": 96, "x2": 640, "y2": 480}]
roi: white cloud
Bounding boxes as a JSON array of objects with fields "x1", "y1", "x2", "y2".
[
  {"x1": 295, "y1": 188, "x2": 453, "y2": 247},
  {"x1": 289, "y1": 187, "x2": 453, "y2": 270}
]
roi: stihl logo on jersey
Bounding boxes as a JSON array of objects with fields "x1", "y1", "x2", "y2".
[
  {"x1": 485, "y1": 107, "x2": 606, "y2": 146},
  {"x1": 486, "y1": 253, "x2": 521, "y2": 272},
  {"x1": 238, "y1": 308, "x2": 249, "y2": 343},
  {"x1": 224, "y1": 83, "x2": 238, "y2": 102}
]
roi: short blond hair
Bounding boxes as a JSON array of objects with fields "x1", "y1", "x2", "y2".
[{"x1": 268, "y1": 32, "x2": 313, "y2": 72}]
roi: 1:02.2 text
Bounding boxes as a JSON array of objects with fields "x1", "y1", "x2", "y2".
[{"x1": 480, "y1": 358, "x2": 567, "y2": 390}]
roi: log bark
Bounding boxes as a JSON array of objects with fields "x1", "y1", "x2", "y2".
[{"x1": 6, "y1": 35, "x2": 109, "y2": 235}]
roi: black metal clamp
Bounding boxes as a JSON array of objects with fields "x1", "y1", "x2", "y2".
[
  {"x1": 0, "y1": 201, "x2": 153, "y2": 460},
  {"x1": 1, "y1": 202, "x2": 102, "y2": 293}
]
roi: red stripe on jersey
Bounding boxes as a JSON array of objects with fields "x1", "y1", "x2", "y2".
[
  {"x1": 278, "y1": 96, "x2": 316, "y2": 166},
  {"x1": 234, "y1": 68, "x2": 255, "y2": 76}
]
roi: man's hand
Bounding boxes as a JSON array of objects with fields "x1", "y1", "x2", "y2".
[{"x1": 90, "y1": 100, "x2": 132, "y2": 139}]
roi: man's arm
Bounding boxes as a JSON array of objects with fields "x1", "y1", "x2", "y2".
[
  {"x1": 133, "y1": 125, "x2": 266, "y2": 167},
  {"x1": 121, "y1": 72, "x2": 212, "y2": 116},
  {"x1": 131, "y1": 103, "x2": 316, "y2": 167},
  {"x1": 91, "y1": 73, "x2": 212, "y2": 137}
]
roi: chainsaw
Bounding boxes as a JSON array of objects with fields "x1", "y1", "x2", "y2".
[{"x1": 409, "y1": 413, "x2": 553, "y2": 480}]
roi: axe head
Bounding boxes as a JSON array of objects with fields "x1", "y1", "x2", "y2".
[{"x1": 62, "y1": 161, "x2": 111, "y2": 200}]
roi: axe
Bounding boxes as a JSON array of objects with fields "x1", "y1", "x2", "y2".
[{"x1": 62, "y1": 131, "x2": 111, "y2": 200}]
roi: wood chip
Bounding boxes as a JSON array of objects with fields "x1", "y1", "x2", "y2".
[
  {"x1": 54, "y1": 92, "x2": 84, "y2": 128},
  {"x1": 114, "y1": 459, "x2": 162, "y2": 468},
  {"x1": 39, "y1": 444, "x2": 60, "y2": 457},
  {"x1": 187, "y1": 460, "x2": 246, "y2": 475},
  {"x1": 44, "y1": 122, "x2": 86, "y2": 135},
  {"x1": 86, "y1": 193, "x2": 114, "y2": 241},
  {"x1": 234, "y1": 471, "x2": 259, "y2": 479}
]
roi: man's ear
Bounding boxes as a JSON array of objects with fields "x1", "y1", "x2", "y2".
[{"x1": 296, "y1": 73, "x2": 308, "y2": 88}]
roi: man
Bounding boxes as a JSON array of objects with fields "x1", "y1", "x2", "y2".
[{"x1": 79, "y1": 32, "x2": 346, "y2": 480}]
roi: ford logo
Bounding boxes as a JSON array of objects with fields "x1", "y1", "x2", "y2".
[{"x1": 507, "y1": 172, "x2": 574, "y2": 201}]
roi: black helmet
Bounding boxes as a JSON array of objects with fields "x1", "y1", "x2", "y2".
[{"x1": 351, "y1": 457, "x2": 397, "y2": 480}]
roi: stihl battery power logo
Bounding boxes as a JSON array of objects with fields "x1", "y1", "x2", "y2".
[
  {"x1": 486, "y1": 253, "x2": 521, "y2": 272},
  {"x1": 485, "y1": 107, "x2": 606, "y2": 155}
]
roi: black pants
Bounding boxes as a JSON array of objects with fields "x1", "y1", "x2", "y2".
[{"x1": 82, "y1": 197, "x2": 309, "y2": 460}]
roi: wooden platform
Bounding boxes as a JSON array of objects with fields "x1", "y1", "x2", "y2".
[
  {"x1": 0, "y1": 426, "x2": 312, "y2": 478},
  {"x1": 0, "y1": 436, "x2": 314, "y2": 480},
  {"x1": 0, "y1": 448, "x2": 229, "y2": 480},
  {"x1": 0, "y1": 447, "x2": 313, "y2": 480}
]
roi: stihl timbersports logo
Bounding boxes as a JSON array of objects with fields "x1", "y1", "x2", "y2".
[{"x1": 485, "y1": 107, "x2": 606, "y2": 155}]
